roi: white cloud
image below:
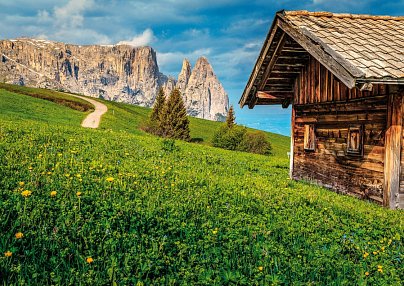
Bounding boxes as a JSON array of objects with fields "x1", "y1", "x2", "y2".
[
  {"x1": 54, "y1": 0, "x2": 94, "y2": 29},
  {"x1": 117, "y1": 29, "x2": 156, "y2": 47}
]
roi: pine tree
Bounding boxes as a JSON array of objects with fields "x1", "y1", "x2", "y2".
[
  {"x1": 226, "y1": 105, "x2": 236, "y2": 128},
  {"x1": 159, "y1": 88, "x2": 190, "y2": 141},
  {"x1": 150, "y1": 87, "x2": 166, "y2": 122}
]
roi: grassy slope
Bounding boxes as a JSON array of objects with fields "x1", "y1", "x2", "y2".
[{"x1": 0, "y1": 86, "x2": 402, "y2": 285}]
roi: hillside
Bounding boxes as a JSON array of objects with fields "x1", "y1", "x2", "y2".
[{"x1": 0, "y1": 85, "x2": 402, "y2": 285}]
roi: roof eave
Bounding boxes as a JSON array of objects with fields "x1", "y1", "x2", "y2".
[{"x1": 239, "y1": 10, "x2": 285, "y2": 108}]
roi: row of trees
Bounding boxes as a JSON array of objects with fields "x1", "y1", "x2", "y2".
[
  {"x1": 144, "y1": 88, "x2": 271, "y2": 155},
  {"x1": 144, "y1": 88, "x2": 190, "y2": 141}
]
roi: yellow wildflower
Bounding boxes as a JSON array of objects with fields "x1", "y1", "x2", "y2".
[
  {"x1": 363, "y1": 252, "x2": 369, "y2": 258},
  {"x1": 28, "y1": 166, "x2": 33, "y2": 170},
  {"x1": 86, "y1": 257, "x2": 94, "y2": 264},
  {"x1": 4, "y1": 251, "x2": 12, "y2": 257},
  {"x1": 15, "y1": 232, "x2": 23, "y2": 239},
  {"x1": 365, "y1": 272, "x2": 369, "y2": 276},
  {"x1": 381, "y1": 246, "x2": 385, "y2": 251},
  {"x1": 50, "y1": 191, "x2": 57, "y2": 197},
  {"x1": 373, "y1": 251, "x2": 378, "y2": 255},
  {"x1": 258, "y1": 266, "x2": 263, "y2": 271},
  {"x1": 377, "y1": 265, "x2": 383, "y2": 273},
  {"x1": 106, "y1": 177, "x2": 114, "y2": 182},
  {"x1": 19, "y1": 181, "x2": 25, "y2": 187},
  {"x1": 212, "y1": 228, "x2": 218, "y2": 235},
  {"x1": 76, "y1": 192, "x2": 82, "y2": 197},
  {"x1": 21, "y1": 190, "x2": 32, "y2": 198}
]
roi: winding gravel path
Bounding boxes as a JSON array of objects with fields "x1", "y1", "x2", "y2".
[{"x1": 68, "y1": 94, "x2": 108, "y2": 128}]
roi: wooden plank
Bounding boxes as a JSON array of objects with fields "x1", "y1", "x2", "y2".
[
  {"x1": 383, "y1": 93, "x2": 403, "y2": 209},
  {"x1": 329, "y1": 73, "x2": 334, "y2": 102}
]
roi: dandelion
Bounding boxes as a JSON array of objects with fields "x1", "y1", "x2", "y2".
[
  {"x1": 86, "y1": 257, "x2": 94, "y2": 264},
  {"x1": 373, "y1": 251, "x2": 378, "y2": 255},
  {"x1": 258, "y1": 266, "x2": 263, "y2": 271},
  {"x1": 76, "y1": 192, "x2": 82, "y2": 197},
  {"x1": 377, "y1": 265, "x2": 383, "y2": 273},
  {"x1": 212, "y1": 228, "x2": 218, "y2": 235},
  {"x1": 15, "y1": 232, "x2": 23, "y2": 239},
  {"x1": 50, "y1": 191, "x2": 57, "y2": 197},
  {"x1": 19, "y1": 181, "x2": 25, "y2": 187},
  {"x1": 21, "y1": 190, "x2": 32, "y2": 197},
  {"x1": 381, "y1": 246, "x2": 385, "y2": 251},
  {"x1": 365, "y1": 272, "x2": 369, "y2": 276},
  {"x1": 363, "y1": 252, "x2": 369, "y2": 258},
  {"x1": 106, "y1": 177, "x2": 114, "y2": 182},
  {"x1": 4, "y1": 251, "x2": 12, "y2": 257}
]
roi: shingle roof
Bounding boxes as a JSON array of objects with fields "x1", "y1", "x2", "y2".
[{"x1": 283, "y1": 11, "x2": 404, "y2": 80}]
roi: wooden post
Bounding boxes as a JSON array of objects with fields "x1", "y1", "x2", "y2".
[
  {"x1": 289, "y1": 102, "x2": 295, "y2": 179},
  {"x1": 383, "y1": 90, "x2": 402, "y2": 209}
]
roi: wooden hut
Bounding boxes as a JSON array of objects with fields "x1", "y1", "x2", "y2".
[{"x1": 239, "y1": 10, "x2": 404, "y2": 209}]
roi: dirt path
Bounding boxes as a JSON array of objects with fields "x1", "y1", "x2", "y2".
[{"x1": 68, "y1": 94, "x2": 108, "y2": 128}]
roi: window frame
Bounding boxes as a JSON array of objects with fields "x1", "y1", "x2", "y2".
[{"x1": 347, "y1": 125, "x2": 364, "y2": 156}]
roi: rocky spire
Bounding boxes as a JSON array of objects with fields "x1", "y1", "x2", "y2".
[
  {"x1": 184, "y1": 57, "x2": 229, "y2": 121},
  {"x1": 177, "y1": 58, "x2": 191, "y2": 94}
]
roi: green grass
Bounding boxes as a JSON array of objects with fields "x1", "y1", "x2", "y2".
[{"x1": 0, "y1": 85, "x2": 402, "y2": 285}]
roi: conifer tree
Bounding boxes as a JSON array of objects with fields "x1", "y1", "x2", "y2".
[
  {"x1": 226, "y1": 105, "x2": 236, "y2": 128},
  {"x1": 150, "y1": 87, "x2": 166, "y2": 122},
  {"x1": 159, "y1": 88, "x2": 190, "y2": 141}
]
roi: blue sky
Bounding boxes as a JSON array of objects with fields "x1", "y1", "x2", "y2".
[{"x1": 1, "y1": 0, "x2": 403, "y2": 135}]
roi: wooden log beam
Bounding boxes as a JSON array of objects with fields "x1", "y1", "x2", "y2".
[
  {"x1": 258, "y1": 32, "x2": 286, "y2": 91},
  {"x1": 383, "y1": 91, "x2": 403, "y2": 209}
]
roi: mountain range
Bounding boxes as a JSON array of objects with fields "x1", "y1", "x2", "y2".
[{"x1": 0, "y1": 38, "x2": 229, "y2": 121}]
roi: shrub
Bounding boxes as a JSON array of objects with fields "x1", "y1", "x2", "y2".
[
  {"x1": 212, "y1": 125, "x2": 247, "y2": 150},
  {"x1": 237, "y1": 130, "x2": 272, "y2": 155}
]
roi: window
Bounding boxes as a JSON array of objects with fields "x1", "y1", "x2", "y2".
[
  {"x1": 304, "y1": 124, "x2": 315, "y2": 151},
  {"x1": 347, "y1": 125, "x2": 363, "y2": 155}
]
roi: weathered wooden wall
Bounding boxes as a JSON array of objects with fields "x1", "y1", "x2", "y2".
[{"x1": 292, "y1": 56, "x2": 388, "y2": 204}]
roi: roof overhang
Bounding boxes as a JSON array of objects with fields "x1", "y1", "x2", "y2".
[{"x1": 239, "y1": 10, "x2": 403, "y2": 109}]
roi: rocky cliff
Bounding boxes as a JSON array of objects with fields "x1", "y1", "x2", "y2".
[{"x1": 0, "y1": 38, "x2": 228, "y2": 121}]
